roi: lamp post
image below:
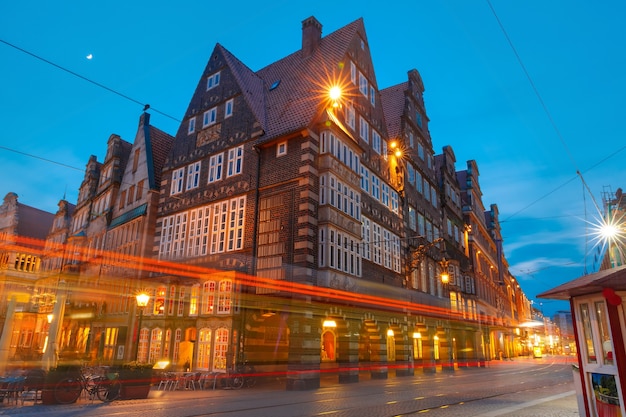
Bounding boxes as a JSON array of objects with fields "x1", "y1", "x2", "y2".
[
  {"x1": 134, "y1": 292, "x2": 150, "y2": 363},
  {"x1": 439, "y1": 258, "x2": 454, "y2": 370}
]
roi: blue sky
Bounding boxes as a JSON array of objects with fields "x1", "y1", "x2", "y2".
[{"x1": 1, "y1": 1, "x2": 624, "y2": 317}]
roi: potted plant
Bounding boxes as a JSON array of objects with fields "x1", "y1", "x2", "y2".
[{"x1": 115, "y1": 362, "x2": 154, "y2": 400}]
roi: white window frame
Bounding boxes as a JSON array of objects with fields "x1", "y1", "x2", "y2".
[
  {"x1": 359, "y1": 72, "x2": 368, "y2": 97},
  {"x1": 371, "y1": 175, "x2": 380, "y2": 201},
  {"x1": 206, "y1": 71, "x2": 221, "y2": 90},
  {"x1": 186, "y1": 161, "x2": 201, "y2": 190},
  {"x1": 170, "y1": 168, "x2": 185, "y2": 195},
  {"x1": 203, "y1": 107, "x2": 217, "y2": 128},
  {"x1": 346, "y1": 103, "x2": 355, "y2": 129},
  {"x1": 359, "y1": 118, "x2": 369, "y2": 143},
  {"x1": 188, "y1": 117, "x2": 196, "y2": 135},
  {"x1": 372, "y1": 130, "x2": 381, "y2": 155},
  {"x1": 208, "y1": 153, "x2": 224, "y2": 183},
  {"x1": 226, "y1": 145, "x2": 243, "y2": 177},
  {"x1": 225, "y1": 98, "x2": 233, "y2": 118},
  {"x1": 350, "y1": 61, "x2": 356, "y2": 84},
  {"x1": 277, "y1": 141, "x2": 287, "y2": 157},
  {"x1": 370, "y1": 86, "x2": 375, "y2": 106}
]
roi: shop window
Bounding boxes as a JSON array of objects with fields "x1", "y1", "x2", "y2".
[{"x1": 433, "y1": 335, "x2": 440, "y2": 360}]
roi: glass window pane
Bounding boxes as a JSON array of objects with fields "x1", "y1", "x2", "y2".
[
  {"x1": 595, "y1": 301, "x2": 613, "y2": 365},
  {"x1": 580, "y1": 303, "x2": 597, "y2": 363}
]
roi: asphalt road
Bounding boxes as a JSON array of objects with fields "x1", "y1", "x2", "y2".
[{"x1": 0, "y1": 356, "x2": 580, "y2": 417}]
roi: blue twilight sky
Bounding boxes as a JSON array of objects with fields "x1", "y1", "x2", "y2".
[{"x1": 1, "y1": 1, "x2": 624, "y2": 317}]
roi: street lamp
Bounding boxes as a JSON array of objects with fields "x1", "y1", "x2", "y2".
[
  {"x1": 439, "y1": 258, "x2": 453, "y2": 370},
  {"x1": 134, "y1": 292, "x2": 150, "y2": 362}
]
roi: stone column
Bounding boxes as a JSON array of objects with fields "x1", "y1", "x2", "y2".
[
  {"x1": 337, "y1": 320, "x2": 359, "y2": 383},
  {"x1": 286, "y1": 301, "x2": 320, "y2": 390}
]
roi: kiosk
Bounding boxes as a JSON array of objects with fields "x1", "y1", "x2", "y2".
[{"x1": 539, "y1": 264, "x2": 626, "y2": 417}]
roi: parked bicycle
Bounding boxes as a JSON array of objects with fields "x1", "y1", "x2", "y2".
[
  {"x1": 225, "y1": 362, "x2": 257, "y2": 389},
  {"x1": 54, "y1": 367, "x2": 121, "y2": 404}
]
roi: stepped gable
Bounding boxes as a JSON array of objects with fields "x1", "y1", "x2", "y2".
[
  {"x1": 256, "y1": 18, "x2": 365, "y2": 142},
  {"x1": 380, "y1": 82, "x2": 408, "y2": 140}
]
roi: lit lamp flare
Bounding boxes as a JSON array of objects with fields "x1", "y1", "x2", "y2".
[{"x1": 329, "y1": 86, "x2": 342, "y2": 108}]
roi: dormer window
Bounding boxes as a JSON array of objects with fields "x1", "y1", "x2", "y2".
[{"x1": 206, "y1": 71, "x2": 221, "y2": 91}]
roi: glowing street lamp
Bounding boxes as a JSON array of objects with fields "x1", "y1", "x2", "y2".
[{"x1": 134, "y1": 292, "x2": 150, "y2": 362}]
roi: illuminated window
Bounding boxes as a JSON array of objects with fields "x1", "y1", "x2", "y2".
[
  {"x1": 149, "y1": 328, "x2": 163, "y2": 364},
  {"x1": 217, "y1": 280, "x2": 232, "y2": 314},
  {"x1": 154, "y1": 286, "x2": 166, "y2": 315},
  {"x1": 189, "y1": 285, "x2": 199, "y2": 316},
  {"x1": 197, "y1": 328, "x2": 212, "y2": 370},
  {"x1": 213, "y1": 328, "x2": 229, "y2": 371},
  {"x1": 413, "y1": 333, "x2": 423, "y2": 359},
  {"x1": 202, "y1": 281, "x2": 216, "y2": 314}
]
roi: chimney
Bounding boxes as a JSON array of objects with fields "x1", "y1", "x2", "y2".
[{"x1": 302, "y1": 16, "x2": 322, "y2": 57}]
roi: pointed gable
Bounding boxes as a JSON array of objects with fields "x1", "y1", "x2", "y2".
[
  {"x1": 112, "y1": 112, "x2": 174, "y2": 222},
  {"x1": 380, "y1": 82, "x2": 407, "y2": 140},
  {"x1": 217, "y1": 44, "x2": 267, "y2": 133},
  {"x1": 256, "y1": 18, "x2": 368, "y2": 142}
]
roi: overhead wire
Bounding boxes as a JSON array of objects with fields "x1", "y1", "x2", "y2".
[{"x1": 486, "y1": 0, "x2": 621, "y2": 277}]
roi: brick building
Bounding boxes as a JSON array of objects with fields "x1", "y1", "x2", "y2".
[{"x1": 0, "y1": 16, "x2": 535, "y2": 388}]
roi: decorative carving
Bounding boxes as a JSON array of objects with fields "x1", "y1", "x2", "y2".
[{"x1": 196, "y1": 124, "x2": 222, "y2": 147}]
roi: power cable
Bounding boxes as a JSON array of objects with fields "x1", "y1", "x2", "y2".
[
  {"x1": 485, "y1": 0, "x2": 579, "y2": 173},
  {"x1": 0, "y1": 38, "x2": 180, "y2": 123},
  {"x1": 0, "y1": 145, "x2": 82, "y2": 171}
]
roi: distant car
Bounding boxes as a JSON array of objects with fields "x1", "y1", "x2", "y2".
[{"x1": 533, "y1": 347, "x2": 542, "y2": 358}]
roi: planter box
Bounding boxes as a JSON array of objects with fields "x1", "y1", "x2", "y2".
[
  {"x1": 120, "y1": 384, "x2": 150, "y2": 400},
  {"x1": 115, "y1": 367, "x2": 153, "y2": 400},
  {"x1": 41, "y1": 365, "x2": 81, "y2": 405}
]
